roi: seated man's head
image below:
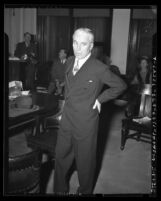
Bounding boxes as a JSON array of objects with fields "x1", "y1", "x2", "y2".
[
  {"x1": 59, "y1": 49, "x2": 67, "y2": 60},
  {"x1": 24, "y1": 32, "x2": 31, "y2": 45}
]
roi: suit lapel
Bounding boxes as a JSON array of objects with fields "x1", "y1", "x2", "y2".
[
  {"x1": 65, "y1": 55, "x2": 93, "y2": 98},
  {"x1": 65, "y1": 57, "x2": 75, "y2": 93},
  {"x1": 73, "y1": 55, "x2": 93, "y2": 80},
  {"x1": 66, "y1": 58, "x2": 74, "y2": 75}
]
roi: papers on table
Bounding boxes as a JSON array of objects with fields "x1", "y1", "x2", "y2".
[
  {"x1": 9, "y1": 95, "x2": 19, "y2": 100},
  {"x1": 9, "y1": 57, "x2": 20, "y2": 61},
  {"x1": 9, "y1": 81, "x2": 23, "y2": 100},
  {"x1": 9, "y1": 81, "x2": 23, "y2": 89},
  {"x1": 21, "y1": 91, "x2": 30, "y2": 95}
]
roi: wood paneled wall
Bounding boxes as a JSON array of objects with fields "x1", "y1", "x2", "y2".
[
  {"x1": 126, "y1": 10, "x2": 157, "y2": 79},
  {"x1": 37, "y1": 9, "x2": 112, "y2": 64}
]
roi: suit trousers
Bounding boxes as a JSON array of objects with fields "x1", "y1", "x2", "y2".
[{"x1": 54, "y1": 123, "x2": 97, "y2": 194}]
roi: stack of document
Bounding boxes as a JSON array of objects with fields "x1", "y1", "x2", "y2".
[
  {"x1": 9, "y1": 80, "x2": 23, "y2": 89},
  {"x1": 9, "y1": 81, "x2": 23, "y2": 99},
  {"x1": 9, "y1": 56, "x2": 20, "y2": 60}
]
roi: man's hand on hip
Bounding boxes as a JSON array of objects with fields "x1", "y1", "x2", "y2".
[{"x1": 93, "y1": 99, "x2": 101, "y2": 113}]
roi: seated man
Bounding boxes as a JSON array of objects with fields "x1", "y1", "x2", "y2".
[
  {"x1": 48, "y1": 48, "x2": 68, "y2": 95},
  {"x1": 14, "y1": 32, "x2": 38, "y2": 90}
]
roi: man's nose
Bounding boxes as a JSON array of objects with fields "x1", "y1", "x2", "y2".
[{"x1": 77, "y1": 44, "x2": 81, "y2": 51}]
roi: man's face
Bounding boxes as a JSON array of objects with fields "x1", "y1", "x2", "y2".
[
  {"x1": 24, "y1": 34, "x2": 31, "y2": 44},
  {"x1": 73, "y1": 30, "x2": 93, "y2": 60},
  {"x1": 59, "y1": 49, "x2": 67, "y2": 60},
  {"x1": 140, "y1": 59, "x2": 148, "y2": 71}
]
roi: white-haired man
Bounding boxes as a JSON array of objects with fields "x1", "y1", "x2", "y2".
[{"x1": 54, "y1": 28, "x2": 127, "y2": 195}]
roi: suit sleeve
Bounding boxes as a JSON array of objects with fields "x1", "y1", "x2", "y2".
[
  {"x1": 28, "y1": 43, "x2": 38, "y2": 59},
  {"x1": 33, "y1": 44, "x2": 37, "y2": 58},
  {"x1": 97, "y1": 67, "x2": 127, "y2": 103},
  {"x1": 65, "y1": 56, "x2": 74, "y2": 71},
  {"x1": 50, "y1": 61, "x2": 57, "y2": 81},
  {"x1": 14, "y1": 43, "x2": 22, "y2": 58}
]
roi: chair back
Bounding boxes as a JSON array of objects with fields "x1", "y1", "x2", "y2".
[
  {"x1": 7, "y1": 148, "x2": 41, "y2": 194},
  {"x1": 125, "y1": 84, "x2": 151, "y2": 118},
  {"x1": 139, "y1": 84, "x2": 151, "y2": 117}
]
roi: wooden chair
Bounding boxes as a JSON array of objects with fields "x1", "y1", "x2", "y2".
[
  {"x1": 120, "y1": 84, "x2": 152, "y2": 150},
  {"x1": 27, "y1": 100, "x2": 64, "y2": 159},
  {"x1": 36, "y1": 61, "x2": 53, "y2": 88},
  {"x1": 7, "y1": 116, "x2": 42, "y2": 194},
  {"x1": 7, "y1": 149, "x2": 41, "y2": 194}
]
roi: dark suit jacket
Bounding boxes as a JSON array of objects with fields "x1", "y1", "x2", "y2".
[
  {"x1": 51, "y1": 59, "x2": 67, "y2": 82},
  {"x1": 60, "y1": 55, "x2": 127, "y2": 140},
  {"x1": 14, "y1": 41, "x2": 37, "y2": 59}
]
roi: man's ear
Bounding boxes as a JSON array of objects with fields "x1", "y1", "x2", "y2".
[{"x1": 90, "y1": 42, "x2": 94, "y2": 51}]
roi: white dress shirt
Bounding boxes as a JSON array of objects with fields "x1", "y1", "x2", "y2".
[
  {"x1": 73, "y1": 53, "x2": 91, "y2": 70},
  {"x1": 61, "y1": 59, "x2": 67, "y2": 64}
]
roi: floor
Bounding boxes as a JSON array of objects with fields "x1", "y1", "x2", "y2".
[{"x1": 39, "y1": 100, "x2": 152, "y2": 196}]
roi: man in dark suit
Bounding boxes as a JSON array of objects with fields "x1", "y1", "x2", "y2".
[
  {"x1": 49, "y1": 49, "x2": 67, "y2": 95},
  {"x1": 14, "y1": 32, "x2": 37, "y2": 90},
  {"x1": 51, "y1": 49, "x2": 68, "y2": 82},
  {"x1": 54, "y1": 28, "x2": 127, "y2": 195}
]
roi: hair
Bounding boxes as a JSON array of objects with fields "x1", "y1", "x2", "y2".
[
  {"x1": 138, "y1": 56, "x2": 150, "y2": 65},
  {"x1": 73, "y1": 28, "x2": 94, "y2": 43},
  {"x1": 24, "y1": 32, "x2": 31, "y2": 37}
]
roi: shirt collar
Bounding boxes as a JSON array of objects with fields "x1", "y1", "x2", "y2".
[
  {"x1": 74, "y1": 53, "x2": 91, "y2": 68},
  {"x1": 60, "y1": 59, "x2": 67, "y2": 64}
]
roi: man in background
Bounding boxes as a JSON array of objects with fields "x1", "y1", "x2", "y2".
[
  {"x1": 14, "y1": 32, "x2": 37, "y2": 90},
  {"x1": 48, "y1": 49, "x2": 68, "y2": 95}
]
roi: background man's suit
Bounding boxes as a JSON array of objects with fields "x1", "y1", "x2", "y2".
[
  {"x1": 51, "y1": 59, "x2": 67, "y2": 83},
  {"x1": 14, "y1": 41, "x2": 37, "y2": 90},
  {"x1": 54, "y1": 55, "x2": 127, "y2": 194}
]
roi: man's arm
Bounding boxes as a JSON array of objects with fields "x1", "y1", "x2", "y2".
[
  {"x1": 97, "y1": 67, "x2": 127, "y2": 104},
  {"x1": 50, "y1": 60, "x2": 58, "y2": 81},
  {"x1": 30, "y1": 43, "x2": 38, "y2": 58},
  {"x1": 14, "y1": 43, "x2": 23, "y2": 58}
]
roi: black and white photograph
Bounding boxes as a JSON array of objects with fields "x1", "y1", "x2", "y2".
[{"x1": 4, "y1": 4, "x2": 157, "y2": 197}]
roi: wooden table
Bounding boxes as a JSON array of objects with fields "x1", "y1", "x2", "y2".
[{"x1": 8, "y1": 92, "x2": 59, "y2": 137}]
